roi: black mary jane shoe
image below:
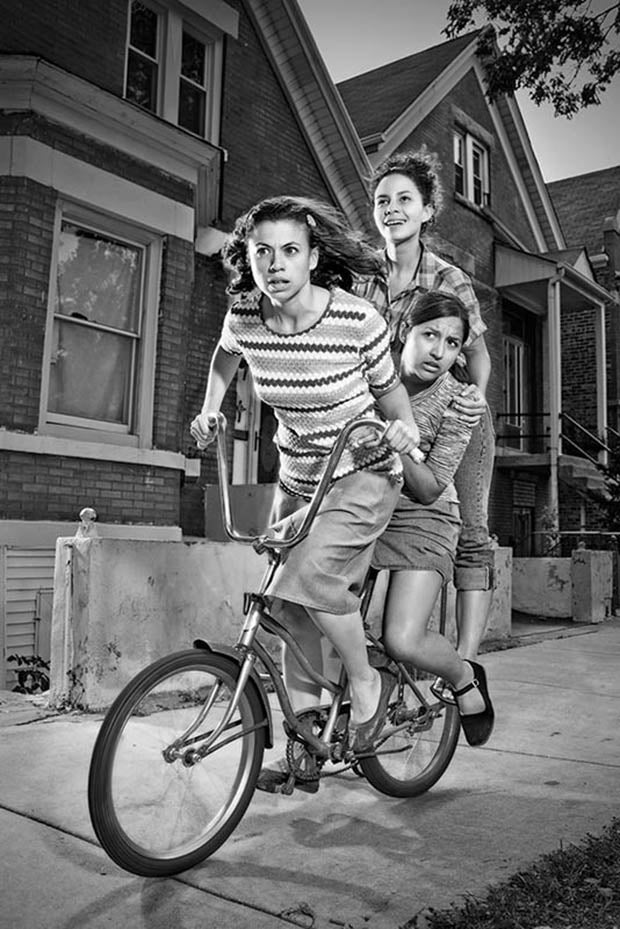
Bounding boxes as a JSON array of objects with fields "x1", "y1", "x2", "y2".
[
  {"x1": 348, "y1": 668, "x2": 395, "y2": 754},
  {"x1": 453, "y1": 659, "x2": 495, "y2": 747}
]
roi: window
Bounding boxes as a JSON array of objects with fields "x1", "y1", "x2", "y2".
[
  {"x1": 125, "y1": 0, "x2": 224, "y2": 143},
  {"x1": 41, "y1": 206, "x2": 162, "y2": 446},
  {"x1": 179, "y1": 28, "x2": 207, "y2": 135},
  {"x1": 126, "y1": 1, "x2": 160, "y2": 113},
  {"x1": 503, "y1": 335, "x2": 525, "y2": 449},
  {"x1": 453, "y1": 130, "x2": 490, "y2": 207}
]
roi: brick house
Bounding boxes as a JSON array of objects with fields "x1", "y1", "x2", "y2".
[
  {"x1": 548, "y1": 166, "x2": 620, "y2": 431},
  {"x1": 0, "y1": 0, "x2": 374, "y2": 686},
  {"x1": 0, "y1": 5, "x2": 615, "y2": 684},
  {"x1": 337, "y1": 32, "x2": 614, "y2": 556}
]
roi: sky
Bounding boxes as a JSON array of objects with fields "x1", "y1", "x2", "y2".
[{"x1": 297, "y1": 0, "x2": 620, "y2": 183}]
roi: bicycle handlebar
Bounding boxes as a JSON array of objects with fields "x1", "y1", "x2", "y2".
[{"x1": 210, "y1": 413, "x2": 391, "y2": 551}]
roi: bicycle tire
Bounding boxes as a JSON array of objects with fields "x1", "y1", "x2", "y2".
[
  {"x1": 358, "y1": 671, "x2": 460, "y2": 798},
  {"x1": 88, "y1": 649, "x2": 267, "y2": 876}
]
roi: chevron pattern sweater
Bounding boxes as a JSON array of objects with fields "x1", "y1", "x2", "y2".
[{"x1": 220, "y1": 287, "x2": 402, "y2": 498}]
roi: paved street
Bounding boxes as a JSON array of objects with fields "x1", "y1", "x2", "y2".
[{"x1": 1, "y1": 619, "x2": 620, "y2": 929}]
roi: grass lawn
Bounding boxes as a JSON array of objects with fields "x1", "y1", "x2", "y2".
[{"x1": 405, "y1": 818, "x2": 620, "y2": 929}]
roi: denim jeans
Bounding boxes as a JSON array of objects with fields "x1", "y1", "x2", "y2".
[{"x1": 453, "y1": 404, "x2": 495, "y2": 591}]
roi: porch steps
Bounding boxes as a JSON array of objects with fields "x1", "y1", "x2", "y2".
[{"x1": 558, "y1": 454, "x2": 609, "y2": 500}]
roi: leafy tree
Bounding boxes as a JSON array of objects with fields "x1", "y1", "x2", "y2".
[{"x1": 444, "y1": 1, "x2": 620, "y2": 116}]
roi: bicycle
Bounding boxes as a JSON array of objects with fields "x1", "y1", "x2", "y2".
[{"x1": 88, "y1": 414, "x2": 461, "y2": 877}]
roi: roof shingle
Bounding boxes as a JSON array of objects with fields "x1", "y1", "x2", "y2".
[{"x1": 336, "y1": 32, "x2": 478, "y2": 139}]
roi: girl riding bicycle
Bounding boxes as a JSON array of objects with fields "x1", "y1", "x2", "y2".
[{"x1": 191, "y1": 195, "x2": 421, "y2": 754}]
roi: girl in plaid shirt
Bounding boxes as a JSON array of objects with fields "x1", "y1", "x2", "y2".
[{"x1": 355, "y1": 148, "x2": 496, "y2": 699}]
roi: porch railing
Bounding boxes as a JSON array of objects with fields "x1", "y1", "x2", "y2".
[{"x1": 495, "y1": 412, "x2": 613, "y2": 463}]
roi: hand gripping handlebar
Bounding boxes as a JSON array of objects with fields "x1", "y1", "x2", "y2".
[{"x1": 210, "y1": 413, "x2": 397, "y2": 552}]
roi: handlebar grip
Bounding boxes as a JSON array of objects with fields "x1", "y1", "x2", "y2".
[{"x1": 409, "y1": 447, "x2": 426, "y2": 464}]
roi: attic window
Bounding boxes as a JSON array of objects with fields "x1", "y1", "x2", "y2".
[
  {"x1": 124, "y1": 0, "x2": 226, "y2": 144},
  {"x1": 454, "y1": 130, "x2": 489, "y2": 208}
]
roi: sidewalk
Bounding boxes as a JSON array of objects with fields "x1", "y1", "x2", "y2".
[{"x1": 1, "y1": 619, "x2": 619, "y2": 929}]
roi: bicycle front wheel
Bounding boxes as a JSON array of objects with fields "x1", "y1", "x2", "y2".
[
  {"x1": 359, "y1": 670, "x2": 460, "y2": 798},
  {"x1": 88, "y1": 649, "x2": 267, "y2": 876}
]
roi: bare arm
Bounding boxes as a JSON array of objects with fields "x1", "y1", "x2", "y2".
[
  {"x1": 462, "y1": 334, "x2": 491, "y2": 396},
  {"x1": 399, "y1": 457, "x2": 444, "y2": 505},
  {"x1": 451, "y1": 335, "x2": 491, "y2": 426},
  {"x1": 374, "y1": 382, "x2": 421, "y2": 455},
  {"x1": 190, "y1": 344, "x2": 241, "y2": 447}
]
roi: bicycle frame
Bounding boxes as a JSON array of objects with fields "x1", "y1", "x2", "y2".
[{"x1": 189, "y1": 414, "x2": 389, "y2": 760}]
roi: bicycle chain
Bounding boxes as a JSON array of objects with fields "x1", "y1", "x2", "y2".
[{"x1": 285, "y1": 709, "x2": 325, "y2": 782}]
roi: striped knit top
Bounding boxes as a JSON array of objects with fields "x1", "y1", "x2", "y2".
[
  {"x1": 219, "y1": 286, "x2": 402, "y2": 498},
  {"x1": 404, "y1": 371, "x2": 474, "y2": 505}
]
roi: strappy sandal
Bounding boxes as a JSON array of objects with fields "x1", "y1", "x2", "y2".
[{"x1": 453, "y1": 659, "x2": 494, "y2": 747}]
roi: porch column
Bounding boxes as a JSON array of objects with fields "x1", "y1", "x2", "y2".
[
  {"x1": 594, "y1": 300, "x2": 608, "y2": 467},
  {"x1": 547, "y1": 271, "x2": 564, "y2": 529}
]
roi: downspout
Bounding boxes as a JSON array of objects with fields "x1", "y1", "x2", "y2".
[
  {"x1": 547, "y1": 267, "x2": 565, "y2": 540},
  {"x1": 594, "y1": 299, "x2": 608, "y2": 468}
]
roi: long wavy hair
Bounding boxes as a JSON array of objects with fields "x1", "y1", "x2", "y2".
[
  {"x1": 368, "y1": 148, "x2": 443, "y2": 236},
  {"x1": 223, "y1": 195, "x2": 383, "y2": 294}
]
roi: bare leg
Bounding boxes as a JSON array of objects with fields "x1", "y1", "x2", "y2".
[
  {"x1": 306, "y1": 607, "x2": 381, "y2": 725},
  {"x1": 456, "y1": 588, "x2": 493, "y2": 660},
  {"x1": 383, "y1": 570, "x2": 484, "y2": 715}
]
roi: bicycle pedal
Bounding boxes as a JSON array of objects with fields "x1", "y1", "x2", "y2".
[{"x1": 278, "y1": 775, "x2": 296, "y2": 796}]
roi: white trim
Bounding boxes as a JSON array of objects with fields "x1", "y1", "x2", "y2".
[
  {"x1": 249, "y1": 1, "x2": 372, "y2": 231},
  {"x1": 178, "y1": 0, "x2": 238, "y2": 37},
  {"x1": 0, "y1": 56, "x2": 223, "y2": 184},
  {"x1": 504, "y1": 94, "x2": 565, "y2": 249},
  {"x1": 368, "y1": 38, "x2": 479, "y2": 167},
  {"x1": 0, "y1": 136, "x2": 194, "y2": 240},
  {"x1": 0, "y1": 429, "x2": 198, "y2": 473},
  {"x1": 472, "y1": 65, "x2": 548, "y2": 252}
]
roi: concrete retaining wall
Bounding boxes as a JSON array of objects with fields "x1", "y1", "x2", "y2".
[
  {"x1": 513, "y1": 551, "x2": 613, "y2": 622},
  {"x1": 49, "y1": 538, "x2": 513, "y2": 710}
]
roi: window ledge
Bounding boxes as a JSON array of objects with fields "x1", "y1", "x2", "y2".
[
  {"x1": 454, "y1": 192, "x2": 491, "y2": 219},
  {"x1": 0, "y1": 429, "x2": 200, "y2": 476}
]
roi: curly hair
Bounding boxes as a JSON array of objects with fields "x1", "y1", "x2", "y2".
[
  {"x1": 223, "y1": 195, "x2": 383, "y2": 294},
  {"x1": 368, "y1": 148, "x2": 443, "y2": 236}
]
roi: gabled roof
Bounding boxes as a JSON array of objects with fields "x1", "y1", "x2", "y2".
[
  {"x1": 548, "y1": 165, "x2": 620, "y2": 253},
  {"x1": 246, "y1": 1, "x2": 373, "y2": 233},
  {"x1": 337, "y1": 33, "x2": 478, "y2": 142},
  {"x1": 336, "y1": 29, "x2": 564, "y2": 253}
]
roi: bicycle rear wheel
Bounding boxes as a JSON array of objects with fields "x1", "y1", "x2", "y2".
[
  {"x1": 88, "y1": 649, "x2": 267, "y2": 876},
  {"x1": 359, "y1": 670, "x2": 460, "y2": 797}
]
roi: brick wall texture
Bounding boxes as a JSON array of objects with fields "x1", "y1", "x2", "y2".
[{"x1": 0, "y1": 0, "x2": 336, "y2": 533}]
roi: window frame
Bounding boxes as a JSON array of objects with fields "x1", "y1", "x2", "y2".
[
  {"x1": 124, "y1": 0, "x2": 224, "y2": 144},
  {"x1": 453, "y1": 129, "x2": 490, "y2": 208},
  {"x1": 39, "y1": 202, "x2": 162, "y2": 448}
]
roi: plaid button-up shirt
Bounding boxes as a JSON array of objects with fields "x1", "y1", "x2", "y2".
[{"x1": 352, "y1": 246, "x2": 486, "y2": 373}]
